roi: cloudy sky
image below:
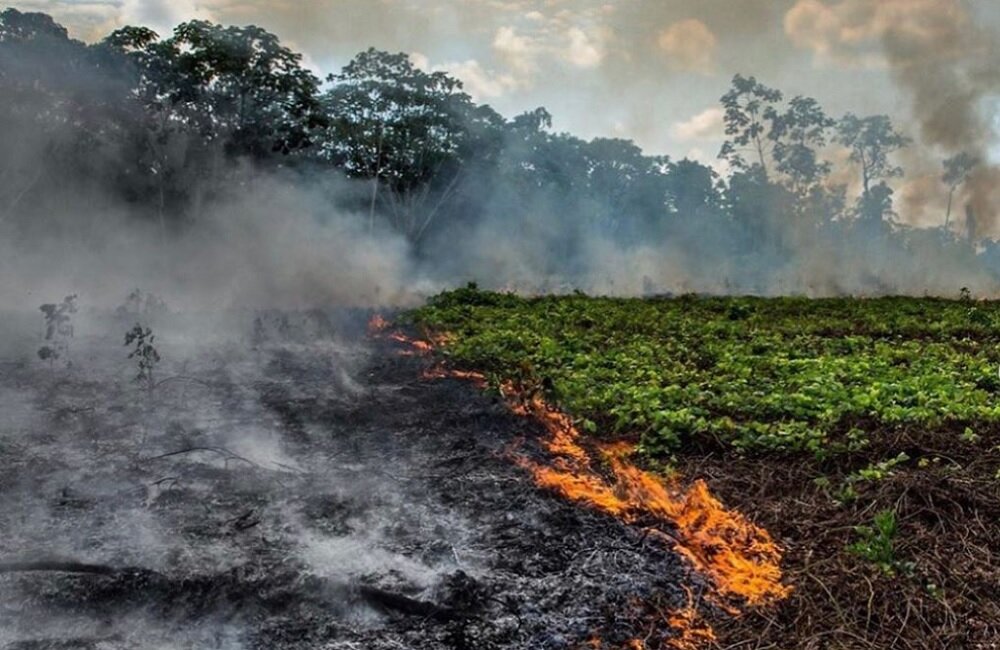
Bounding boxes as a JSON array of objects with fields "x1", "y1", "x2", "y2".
[{"x1": 12, "y1": 0, "x2": 1000, "y2": 210}]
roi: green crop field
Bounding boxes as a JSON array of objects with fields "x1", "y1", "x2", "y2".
[
  {"x1": 411, "y1": 285, "x2": 1000, "y2": 648},
  {"x1": 413, "y1": 285, "x2": 1000, "y2": 458}
]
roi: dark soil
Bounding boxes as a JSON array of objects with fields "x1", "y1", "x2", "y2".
[{"x1": 681, "y1": 425, "x2": 1000, "y2": 649}]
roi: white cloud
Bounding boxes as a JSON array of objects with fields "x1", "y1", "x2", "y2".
[
  {"x1": 120, "y1": 0, "x2": 214, "y2": 34},
  {"x1": 493, "y1": 25, "x2": 538, "y2": 75},
  {"x1": 564, "y1": 26, "x2": 604, "y2": 68},
  {"x1": 439, "y1": 59, "x2": 520, "y2": 100},
  {"x1": 657, "y1": 18, "x2": 717, "y2": 74},
  {"x1": 671, "y1": 107, "x2": 725, "y2": 141}
]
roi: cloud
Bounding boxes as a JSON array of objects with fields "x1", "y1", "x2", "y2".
[
  {"x1": 410, "y1": 25, "x2": 536, "y2": 101},
  {"x1": 493, "y1": 25, "x2": 538, "y2": 75},
  {"x1": 120, "y1": 0, "x2": 215, "y2": 34},
  {"x1": 657, "y1": 18, "x2": 717, "y2": 74},
  {"x1": 564, "y1": 26, "x2": 604, "y2": 68},
  {"x1": 671, "y1": 107, "x2": 725, "y2": 141},
  {"x1": 411, "y1": 54, "x2": 519, "y2": 100},
  {"x1": 783, "y1": 0, "x2": 966, "y2": 68},
  {"x1": 446, "y1": 59, "x2": 520, "y2": 99}
]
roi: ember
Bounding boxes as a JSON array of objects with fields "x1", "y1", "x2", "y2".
[{"x1": 367, "y1": 313, "x2": 390, "y2": 335}]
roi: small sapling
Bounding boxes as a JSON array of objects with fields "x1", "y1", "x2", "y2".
[
  {"x1": 38, "y1": 294, "x2": 77, "y2": 367},
  {"x1": 125, "y1": 324, "x2": 160, "y2": 392}
]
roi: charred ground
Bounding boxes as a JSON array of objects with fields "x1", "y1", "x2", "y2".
[{"x1": 0, "y1": 310, "x2": 702, "y2": 650}]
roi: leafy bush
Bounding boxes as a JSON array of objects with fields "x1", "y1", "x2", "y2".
[{"x1": 847, "y1": 509, "x2": 913, "y2": 576}]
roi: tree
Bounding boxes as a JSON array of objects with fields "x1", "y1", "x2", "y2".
[
  {"x1": 580, "y1": 137, "x2": 656, "y2": 233},
  {"x1": 769, "y1": 96, "x2": 835, "y2": 197},
  {"x1": 719, "y1": 74, "x2": 783, "y2": 178},
  {"x1": 835, "y1": 114, "x2": 910, "y2": 200},
  {"x1": 942, "y1": 152, "x2": 977, "y2": 229},
  {"x1": 664, "y1": 158, "x2": 724, "y2": 219},
  {"x1": 321, "y1": 48, "x2": 503, "y2": 241},
  {"x1": 0, "y1": 9, "x2": 137, "y2": 225},
  {"x1": 143, "y1": 21, "x2": 322, "y2": 158}
]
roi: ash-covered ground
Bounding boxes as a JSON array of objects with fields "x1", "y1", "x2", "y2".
[{"x1": 0, "y1": 308, "x2": 696, "y2": 650}]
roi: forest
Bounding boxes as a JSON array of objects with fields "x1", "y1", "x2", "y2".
[{"x1": 0, "y1": 6, "x2": 996, "y2": 297}]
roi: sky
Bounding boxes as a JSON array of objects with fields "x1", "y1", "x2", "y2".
[{"x1": 10, "y1": 0, "x2": 1000, "y2": 227}]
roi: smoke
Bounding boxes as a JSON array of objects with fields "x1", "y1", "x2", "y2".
[
  {"x1": 0, "y1": 176, "x2": 421, "y2": 311},
  {"x1": 786, "y1": 0, "x2": 1000, "y2": 235},
  {"x1": 3, "y1": 3, "x2": 1000, "y2": 304}
]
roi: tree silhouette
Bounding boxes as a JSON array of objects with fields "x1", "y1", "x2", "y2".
[
  {"x1": 942, "y1": 152, "x2": 977, "y2": 230},
  {"x1": 719, "y1": 74, "x2": 783, "y2": 178}
]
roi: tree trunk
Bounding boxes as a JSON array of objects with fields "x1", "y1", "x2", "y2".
[{"x1": 944, "y1": 186, "x2": 954, "y2": 229}]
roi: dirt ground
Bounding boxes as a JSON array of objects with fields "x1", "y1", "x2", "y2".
[{"x1": 681, "y1": 427, "x2": 1000, "y2": 650}]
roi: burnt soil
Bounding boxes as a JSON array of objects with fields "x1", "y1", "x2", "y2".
[{"x1": 0, "y1": 315, "x2": 703, "y2": 649}]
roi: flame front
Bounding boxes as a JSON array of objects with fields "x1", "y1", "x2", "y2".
[
  {"x1": 371, "y1": 320, "x2": 791, "y2": 647},
  {"x1": 506, "y1": 386, "x2": 790, "y2": 607}
]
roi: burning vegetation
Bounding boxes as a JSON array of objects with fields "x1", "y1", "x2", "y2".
[
  {"x1": 409, "y1": 288, "x2": 1000, "y2": 648},
  {"x1": 380, "y1": 315, "x2": 792, "y2": 647},
  {"x1": 4, "y1": 3, "x2": 1000, "y2": 649}
]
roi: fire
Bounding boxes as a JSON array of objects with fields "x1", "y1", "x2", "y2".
[
  {"x1": 367, "y1": 313, "x2": 390, "y2": 335},
  {"x1": 422, "y1": 365, "x2": 488, "y2": 389},
  {"x1": 507, "y1": 385, "x2": 789, "y2": 607},
  {"x1": 367, "y1": 315, "x2": 443, "y2": 356},
  {"x1": 664, "y1": 589, "x2": 717, "y2": 650},
  {"x1": 371, "y1": 317, "x2": 791, "y2": 646}
]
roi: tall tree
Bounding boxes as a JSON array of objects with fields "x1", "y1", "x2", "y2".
[
  {"x1": 664, "y1": 158, "x2": 724, "y2": 219},
  {"x1": 941, "y1": 151, "x2": 977, "y2": 229},
  {"x1": 0, "y1": 9, "x2": 135, "y2": 224},
  {"x1": 769, "y1": 96, "x2": 835, "y2": 197},
  {"x1": 158, "y1": 21, "x2": 322, "y2": 158},
  {"x1": 321, "y1": 48, "x2": 502, "y2": 241},
  {"x1": 835, "y1": 114, "x2": 910, "y2": 199},
  {"x1": 719, "y1": 74, "x2": 783, "y2": 179}
]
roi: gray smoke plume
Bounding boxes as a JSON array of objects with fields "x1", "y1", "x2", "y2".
[{"x1": 875, "y1": 0, "x2": 1000, "y2": 235}]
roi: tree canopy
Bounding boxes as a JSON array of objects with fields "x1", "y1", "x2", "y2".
[{"x1": 0, "y1": 11, "x2": 995, "y2": 291}]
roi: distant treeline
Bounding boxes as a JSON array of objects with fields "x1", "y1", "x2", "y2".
[{"x1": 0, "y1": 7, "x2": 996, "y2": 294}]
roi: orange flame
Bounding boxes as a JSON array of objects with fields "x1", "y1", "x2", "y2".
[
  {"x1": 367, "y1": 313, "x2": 390, "y2": 335},
  {"x1": 664, "y1": 588, "x2": 717, "y2": 650},
  {"x1": 507, "y1": 386, "x2": 789, "y2": 607},
  {"x1": 421, "y1": 365, "x2": 488, "y2": 389},
  {"x1": 390, "y1": 324, "x2": 791, "y2": 647}
]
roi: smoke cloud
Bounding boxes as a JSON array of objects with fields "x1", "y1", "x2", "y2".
[{"x1": 786, "y1": 0, "x2": 1000, "y2": 235}]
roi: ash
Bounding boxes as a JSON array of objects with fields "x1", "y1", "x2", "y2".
[{"x1": 0, "y1": 309, "x2": 694, "y2": 649}]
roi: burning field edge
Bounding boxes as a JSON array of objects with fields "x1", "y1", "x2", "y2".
[
  {"x1": 371, "y1": 315, "x2": 793, "y2": 649},
  {"x1": 395, "y1": 292, "x2": 1000, "y2": 650}
]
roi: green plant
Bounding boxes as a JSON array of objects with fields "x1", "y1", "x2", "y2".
[
  {"x1": 960, "y1": 427, "x2": 980, "y2": 444},
  {"x1": 925, "y1": 581, "x2": 944, "y2": 600},
  {"x1": 849, "y1": 452, "x2": 910, "y2": 483},
  {"x1": 125, "y1": 324, "x2": 160, "y2": 392},
  {"x1": 411, "y1": 292, "x2": 1000, "y2": 457},
  {"x1": 847, "y1": 509, "x2": 910, "y2": 576}
]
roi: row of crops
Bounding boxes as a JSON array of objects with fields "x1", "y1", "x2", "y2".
[{"x1": 411, "y1": 285, "x2": 1000, "y2": 458}]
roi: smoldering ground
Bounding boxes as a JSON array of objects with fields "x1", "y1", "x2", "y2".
[{"x1": 0, "y1": 311, "x2": 698, "y2": 649}]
